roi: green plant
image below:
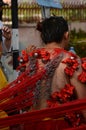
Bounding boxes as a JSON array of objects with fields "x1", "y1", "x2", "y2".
[{"x1": 68, "y1": 29, "x2": 86, "y2": 57}]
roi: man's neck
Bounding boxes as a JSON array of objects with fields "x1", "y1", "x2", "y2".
[{"x1": 44, "y1": 42, "x2": 63, "y2": 49}]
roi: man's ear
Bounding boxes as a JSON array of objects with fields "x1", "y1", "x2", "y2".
[{"x1": 64, "y1": 31, "x2": 69, "y2": 40}]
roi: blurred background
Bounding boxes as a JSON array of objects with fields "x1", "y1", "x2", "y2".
[{"x1": 2, "y1": 0, "x2": 86, "y2": 57}]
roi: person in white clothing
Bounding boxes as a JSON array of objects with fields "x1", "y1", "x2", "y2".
[
  {"x1": 0, "y1": 0, "x2": 12, "y2": 82},
  {"x1": 0, "y1": 0, "x2": 11, "y2": 54},
  {"x1": 0, "y1": 21, "x2": 11, "y2": 54}
]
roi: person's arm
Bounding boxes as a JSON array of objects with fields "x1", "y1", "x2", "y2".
[
  {"x1": 53, "y1": 55, "x2": 86, "y2": 122},
  {"x1": 2, "y1": 26, "x2": 11, "y2": 51},
  {"x1": 70, "y1": 66, "x2": 86, "y2": 121},
  {"x1": 63, "y1": 55, "x2": 86, "y2": 121}
]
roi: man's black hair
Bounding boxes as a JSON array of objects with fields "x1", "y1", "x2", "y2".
[{"x1": 39, "y1": 16, "x2": 68, "y2": 44}]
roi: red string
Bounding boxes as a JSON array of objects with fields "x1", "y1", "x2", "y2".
[{"x1": 0, "y1": 98, "x2": 86, "y2": 129}]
